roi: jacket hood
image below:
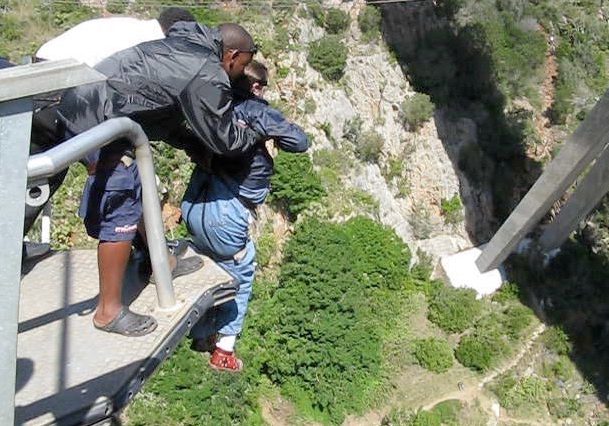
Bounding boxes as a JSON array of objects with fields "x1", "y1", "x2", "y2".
[{"x1": 166, "y1": 21, "x2": 223, "y2": 60}]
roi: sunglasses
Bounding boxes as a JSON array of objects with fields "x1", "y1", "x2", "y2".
[{"x1": 238, "y1": 44, "x2": 259, "y2": 55}]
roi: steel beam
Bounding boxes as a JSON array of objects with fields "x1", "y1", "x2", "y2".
[
  {"x1": 539, "y1": 144, "x2": 609, "y2": 251},
  {"x1": 0, "y1": 98, "x2": 33, "y2": 426},
  {"x1": 476, "y1": 89, "x2": 609, "y2": 272},
  {"x1": 0, "y1": 59, "x2": 105, "y2": 102}
]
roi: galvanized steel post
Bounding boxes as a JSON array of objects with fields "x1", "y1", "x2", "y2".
[{"x1": 0, "y1": 98, "x2": 33, "y2": 426}]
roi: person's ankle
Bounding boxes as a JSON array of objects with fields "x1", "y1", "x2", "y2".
[
  {"x1": 94, "y1": 304, "x2": 123, "y2": 325},
  {"x1": 216, "y1": 334, "x2": 237, "y2": 352},
  {"x1": 168, "y1": 254, "x2": 177, "y2": 272}
]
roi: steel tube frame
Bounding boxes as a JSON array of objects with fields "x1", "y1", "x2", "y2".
[
  {"x1": 27, "y1": 117, "x2": 176, "y2": 308},
  {"x1": 0, "y1": 98, "x2": 33, "y2": 426}
]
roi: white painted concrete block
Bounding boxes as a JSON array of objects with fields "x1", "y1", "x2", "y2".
[{"x1": 440, "y1": 246, "x2": 506, "y2": 298}]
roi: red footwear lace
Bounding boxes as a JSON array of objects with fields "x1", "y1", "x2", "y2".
[{"x1": 209, "y1": 347, "x2": 244, "y2": 372}]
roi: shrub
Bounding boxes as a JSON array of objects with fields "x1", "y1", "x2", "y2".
[
  {"x1": 413, "y1": 338, "x2": 454, "y2": 373},
  {"x1": 542, "y1": 356, "x2": 574, "y2": 381},
  {"x1": 190, "y1": 7, "x2": 234, "y2": 27},
  {"x1": 258, "y1": 217, "x2": 412, "y2": 423},
  {"x1": 501, "y1": 305, "x2": 533, "y2": 340},
  {"x1": 49, "y1": 2, "x2": 96, "y2": 30},
  {"x1": 429, "y1": 400, "x2": 462, "y2": 424},
  {"x1": 0, "y1": 15, "x2": 23, "y2": 42},
  {"x1": 255, "y1": 223, "x2": 277, "y2": 269},
  {"x1": 270, "y1": 152, "x2": 325, "y2": 220},
  {"x1": 455, "y1": 327, "x2": 509, "y2": 372},
  {"x1": 492, "y1": 281, "x2": 520, "y2": 303},
  {"x1": 354, "y1": 130, "x2": 384, "y2": 163},
  {"x1": 307, "y1": 0, "x2": 325, "y2": 27},
  {"x1": 106, "y1": 0, "x2": 128, "y2": 14},
  {"x1": 542, "y1": 326, "x2": 572, "y2": 356},
  {"x1": 304, "y1": 97, "x2": 317, "y2": 114},
  {"x1": 382, "y1": 401, "x2": 461, "y2": 426},
  {"x1": 358, "y1": 5, "x2": 382, "y2": 41},
  {"x1": 428, "y1": 286, "x2": 482, "y2": 333},
  {"x1": 440, "y1": 194, "x2": 463, "y2": 225},
  {"x1": 411, "y1": 203, "x2": 434, "y2": 239},
  {"x1": 343, "y1": 116, "x2": 363, "y2": 143},
  {"x1": 402, "y1": 93, "x2": 435, "y2": 131},
  {"x1": 324, "y1": 8, "x2": 350, "y2": 34},
  {"x1": 274, "y1": 25, "x2": 291, "y2": 53},
  {"x1": 308, "y1": 35, "x2": 348, "y2": 81},
  {"x1": 492, "y1": 374, "x2": 547, "y2": 409},
  {"x1": 547, "y1": 398, "x2": 582, "y2": 419},
  {"x1": 126, "y1": 342, "x2": 262, "y2": 425}
]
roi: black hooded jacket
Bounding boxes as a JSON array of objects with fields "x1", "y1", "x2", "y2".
[{"x1": 57, "y1": 21, "x2": 260, "y2": 163}]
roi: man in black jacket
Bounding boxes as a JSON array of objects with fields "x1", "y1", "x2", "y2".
[{"x1": 56, "y1": 22, "x2": 261, "y2": 337}]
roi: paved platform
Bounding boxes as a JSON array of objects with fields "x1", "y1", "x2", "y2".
[{"x1": 15, "y1": 248, "x2": 235, "y2": 426}]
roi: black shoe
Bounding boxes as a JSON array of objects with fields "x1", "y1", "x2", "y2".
[
  {"x1": 149, "y1": 256, "x2": 203, "y2": 284},
  {"x1": 167, "y1": 239, "x2": 191, "y2": 258}
]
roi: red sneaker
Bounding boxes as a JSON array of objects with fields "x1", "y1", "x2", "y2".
[{"x1": 209, "y1": 347, "x2": 244, "y2": 373}]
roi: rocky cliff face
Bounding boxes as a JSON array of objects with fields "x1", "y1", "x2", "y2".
[{"x1": 260, "y1": 0, "x2": 476, "y2": 262}]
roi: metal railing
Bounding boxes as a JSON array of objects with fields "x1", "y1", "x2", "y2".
[
  {"x1": 0, "y1": 59, "x2": 175, "y2": 425},
  {"x1": 27, "y1": 117, "x2": 176, "y2": 308}
]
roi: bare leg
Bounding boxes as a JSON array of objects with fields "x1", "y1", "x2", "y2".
[
  {"x1": 93, "y1": 240, "x2": 131, "y2": 326},
  {"x1": 137, "y1": 221, "x2": 177, "y2": 270}
]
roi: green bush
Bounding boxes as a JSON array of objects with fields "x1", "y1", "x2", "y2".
[
  {"x1": 48, "y1": 2, "x2": 96, "y2": 30},
  {"x1": 428, "y1": 286, "x2": 482, "y2": 333},
  {"x1": 308, "y1": 35, "x2": 348, "y2": 81},
  {"x1": 492, "y1": 374, "x2": 547, "y2": 409},
  {"x1": 413, "y1": 338, "x2": 454, "y2": 373},
  {"x1": 258, "y1": 217, "x2": 412, "y2": 423},
  {"x1": 126, "y1": 342, "x2": 264, "y2": 425},
  {"x1": 547, "y1": 398, "x2": 582, "y2": 419},
  {"x1": 492, "y1": 281, "x2": 520, "y2": 303},
  {"x1": 258, "y1": 25, "x2": 290, "y2": 57},
  {"x1": 189, "y1": 7, "x2": 234, "y2": 27},
  {"x1": 501, "y1": 305, "x2": 533, "y2": 340},
  {"x1": 354, "y1": 130, "x2": 384, "y2": 163},
  {"x1": 0, "y1": 15, "x2": 23, "y2": 42},
  {"x1": 381, "y1": 401, "x2": 461, "y2": 426},
  {"x1": 429, "y1": 400, "x2": 462, "y2": 424},
  {"x1": 324, "y1": 8, "x2": 350, "y2": 34},
  {"x1": 358, "y1": 5, "x2": 382, "y2": 41},
  {"x1": 270, "y1": 152, "x2": 325, "y2": 219},
  {"x1": 440, "y1": 194, "x2": 463, "y2": 225},
  {"x1": 402, "y1": 93, "x2": 435, "y2": 131},
  {"x1": 106, "y1": 0, "x2": 128, "y2": 14},
  {"x1": 480, "y1": 12, "x2": 546, "y2": 102},
  {"x1": 455, "y1": 327, "x2": 509, "y2": 372},
  {"x1": 255, "y1": 223, "x2": 277, "y2": 269},
  {"x1": 307, "y1": 0, "x2": 325, "y2": 27},
  {"x1": 542, "y1": 356, "x2": 574, "y2": 381},
  {"x1": 343, "y1": 116, "x2": 363, "y2": 143},
  {"x1": 411, "y1": 203, "x2": 434, "y2": 239},
  {"x1": 542, "y1": 326, "x2": 572, "y2": 356}
]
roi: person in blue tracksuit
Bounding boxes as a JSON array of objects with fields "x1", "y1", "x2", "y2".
[{"x1": 182, "y1": 60, "x2": 309, "y2": 372}]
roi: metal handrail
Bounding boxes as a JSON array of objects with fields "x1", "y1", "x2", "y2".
[{"x1": 27, "y1": 117, "x2": 176, "y2": 308}]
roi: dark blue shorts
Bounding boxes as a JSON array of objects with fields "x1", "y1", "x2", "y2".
[{"x1": 79, "y1": 161, "x2": 142, "y2": 242}]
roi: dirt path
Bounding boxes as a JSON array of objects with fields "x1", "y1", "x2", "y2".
[
  {"x1": 528, "y1": 29, "x2": 559, "y2": 162},
  {"x1": 421, "y1": 323, "x2": 546, "y2": 415}
]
